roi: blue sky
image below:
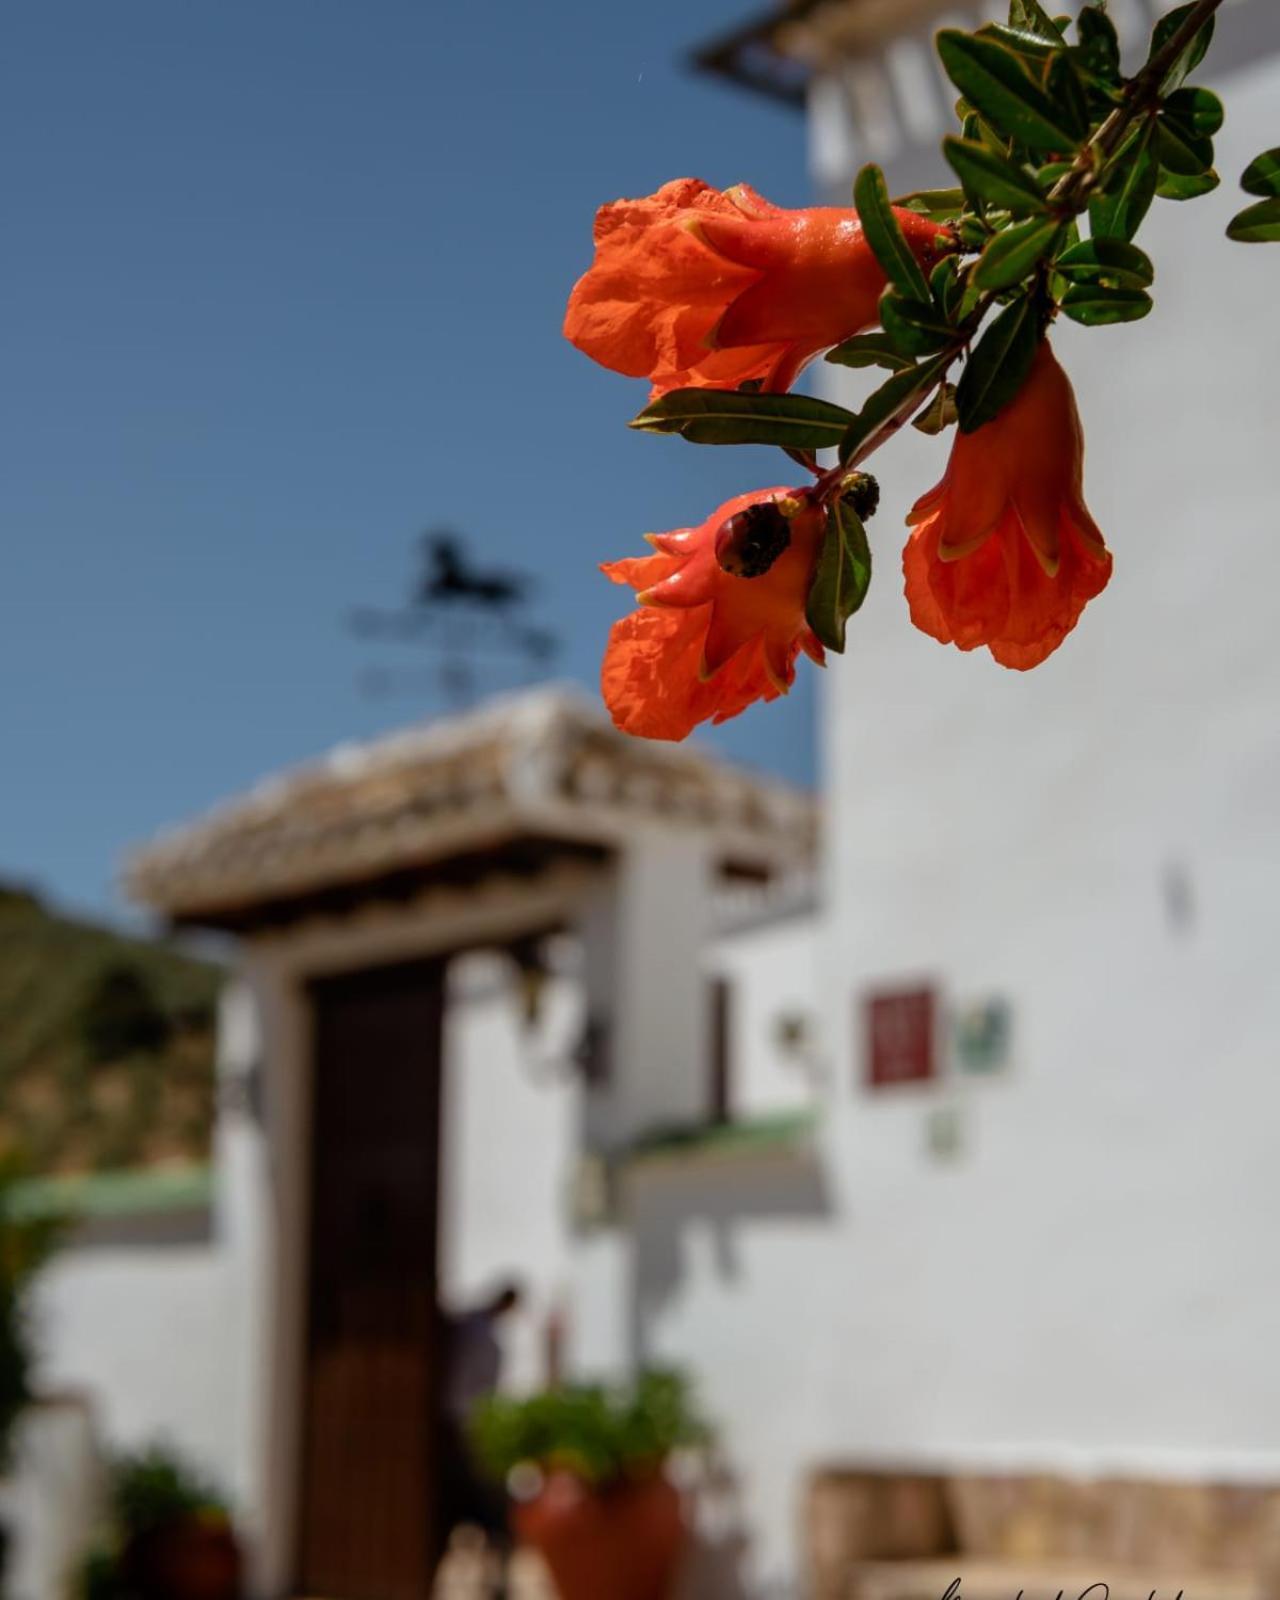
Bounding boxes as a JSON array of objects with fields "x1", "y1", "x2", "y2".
[{"x1": 0, "y1": 1, "x2": 814, "y2": 920}]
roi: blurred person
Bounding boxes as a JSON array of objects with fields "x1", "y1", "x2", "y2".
[{"x1": 436, "y1": 1280, "x2": 524, "y2": 1591}]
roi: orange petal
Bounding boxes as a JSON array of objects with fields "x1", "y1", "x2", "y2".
[
  {"x1": 600, "y1": 551, "x2": 681, "y2": 592},
  {"x1": 601, "y1": 607, "x2": 780, "y2": 742},
  {"x1": 1011, "y1": 484, "x2": 1063, "y2": 578},
  {"x1": 640, "y1": 561, "x2": 719, "y2": 610}
]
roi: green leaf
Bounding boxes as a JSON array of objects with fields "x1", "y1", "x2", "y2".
[
  {"x1": 630, "y1": 389, "x2": 855, "y2": 450},
  {"x1": 1008, "y1": 0, "x2": 1065, "y2": 42},
  {"x1": 962, "y1": 108, "x2": 1007, "y2": 162},
  {"x1": 1055, "y1": 238, "x2": 1154, "y2": 288},
  {"x1": 972, "y1": 216, "x2": 1065, "y2": 291},
  {"x1": 1156, "y1": 116, "x2": 1214, "y2": 176},
  {"x1": 1046, "y1": 51, "x2": 1090, "y2": 142},
  {"x1": 1164, "y1": 86, "x2": 1224, "y2": 137},
  {"x1": 1148, "y1": 2, "x2": 1216, "y2": 94},
  {"x1": 912, "y1": 383, "x2": 960, "y2": 436},
  {"x1": 1100, "y1": 116, "x2": 1148, "y2": 171},
  {"x1": 956, "y1": 216, "x2": 991, "y2": 253},
  {"x1": 880, "y1": 292, "x2": 956, "y2": 356},
  {"x1": 931, "y1": 255, "x2": 964, "y2": 321},
  {"x1": 936, "y1": 30, "x2": 1085, "y2": 156},
  {"x1": 839, "y1": 349, "x2": 957, "y2": 463},
  {"x1": 896, "y1": 187, "x2": 968, "y2": 221},
  {"x1": 1076, "y1": 6, "x2": 1121, "y2": 83},
  {"x1": 1156, "y1": 167, "x2": 1219, "y2": 200},
  {"x1": 1059, "y1": 284, "x2": 1154, "y2": 324},
  {"x1": 805, "y1": 500, "x2": 872, "y2": 655},
  {"x1": 853, "y1": 164, "x2": 931, "y2": 301},
  {"x1": 943, "y1": 136, "x2": 1049, "y2": 214},
  {"x1": 1226, "y1": 196, "x2": 1280, "y2": 243},
  {"x1": 824, "y1": 332, "x2": 914, "y2": 371},
  {"x1": 980, "y1": 22, "x2": 1060, "y2": 63},
  {"x1": 1089, "y1": 123, "x2": 1158, "y2": 240},
  {"x1": 1241, "y1": 148, "x2": 1280, "y2": 198},
  {"x1": 955, "y1": 296, "x2": 1040, "y2": 432}
]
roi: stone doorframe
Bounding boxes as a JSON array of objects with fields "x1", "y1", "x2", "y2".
[{"x1": 230, "y1": 862, "x2": 603, "y2": 1598}]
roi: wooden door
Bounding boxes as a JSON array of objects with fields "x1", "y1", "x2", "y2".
[{"x1": 296, "y1": 959, "x2": 445, "y2": 1600}]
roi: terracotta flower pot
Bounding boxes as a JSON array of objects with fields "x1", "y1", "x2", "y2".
[
  {"x1": 514, "y1": 1470, "x2": 686, "y2": 1600},
  {"x1": 120, "y1": 1513, "x2": 242, "y2": 1600}
]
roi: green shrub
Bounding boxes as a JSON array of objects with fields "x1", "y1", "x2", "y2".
[
  {"x1": 108, "y1": 1443, "x2": 227, "y2": 1536},
  {"x1": 470, "y1": 1368, "x2": 708, "y2": 1489},
  {"x1": 79, "y1": 967, "x2": 172, "y2": 1064},
  {"x1": 0, "y1": 1153, "x2": 69, "y2": 1468},
  {"x1": 74, "y1": 1545, "x2": 133, "y2": 1600},
  {"x1": 71, "y1": 1445, "x2": 228, "y2": 1600}
]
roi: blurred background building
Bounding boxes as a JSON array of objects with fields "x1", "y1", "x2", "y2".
[{"x1": 3, "y1": 1, "x2": 1280, "y2": 1598}]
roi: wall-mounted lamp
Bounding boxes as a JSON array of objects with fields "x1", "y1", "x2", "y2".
[
  {"x1": 775, "y1": 1009, "x2": 826, "y2": 1087},
  {"x1": 506, "y1": 935, "x2": 553, "y2": 1029}
]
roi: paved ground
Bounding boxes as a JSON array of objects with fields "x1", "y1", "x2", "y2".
[{"x1": 432, "y1": 1528, "x2": 556, "y2": 1600}]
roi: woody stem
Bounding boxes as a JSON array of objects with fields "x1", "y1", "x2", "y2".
[
  {"x1": 803, "y1": 369, "x2": 948, "y2": 502},
  {"x1": 811, "y1": 298, "x2": 998, "y2": 501}
]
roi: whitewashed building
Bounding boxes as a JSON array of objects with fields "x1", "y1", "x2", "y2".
[
  {"x1": 17, "y1": 688, "x2": 820, "y2": 1600},
  {"x1": 12, "y1": 2, "x2": 1280, "y2": 1598}
]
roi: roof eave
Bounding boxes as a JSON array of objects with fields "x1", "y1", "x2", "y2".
[{"x1": 690, "y1": 4, "x2": 819, "y2": 110}]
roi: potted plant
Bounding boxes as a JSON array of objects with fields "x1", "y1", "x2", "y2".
[
  {"x1": 471, "y1": 1368, "x2": 708, "y2": 1600},
  {"x1": 77, "y1": 1444, "x2": 242, "y2": 1600}
]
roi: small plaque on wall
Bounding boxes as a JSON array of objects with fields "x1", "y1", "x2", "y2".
[
  {"x1": 863, "y1": 984, "x2": 937, "y2": 1089},
  {"x1": 955, "y1": 996, "x2": 1013, "y2": 1075}
]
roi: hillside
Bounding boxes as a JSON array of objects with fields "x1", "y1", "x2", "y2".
[{"x1": 0, "y1": 884, "x2": 221, "y2": 1175}]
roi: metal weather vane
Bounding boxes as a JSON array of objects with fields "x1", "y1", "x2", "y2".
[{"x1": 350, "y1": 529, "x2": 560, "y2": 708}]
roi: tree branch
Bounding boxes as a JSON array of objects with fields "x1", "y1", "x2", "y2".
[
  {"x1": 1049, "y1": 0, "x2": 1225, "y2": 212},
  {"x1": 813, "y1": 0, "x2": 1227, "y2": 497}
]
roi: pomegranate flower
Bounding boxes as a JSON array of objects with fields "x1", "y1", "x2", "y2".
[
  {"x1": 565, "y1": 178, "x2": 947, "y2": 398},
  {"x1": 903, "y1": 341, "x2": 1112, "y2": 670},
  {"x1": 601, "y1": 488, "x2": 827, "y2": 742}
]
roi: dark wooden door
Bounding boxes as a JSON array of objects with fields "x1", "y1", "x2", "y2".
[{"x1": 296, "y1": 959, "x2": 445, "y2": 1600}]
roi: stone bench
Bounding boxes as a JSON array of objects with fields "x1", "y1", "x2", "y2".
[{"x1": 806, "y1": 1469, "x2": 1280, "y2": 1600}]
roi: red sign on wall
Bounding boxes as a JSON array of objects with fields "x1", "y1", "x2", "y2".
[{"x1": 863, "y1": 985, "x2": 937, "y2": 1089}]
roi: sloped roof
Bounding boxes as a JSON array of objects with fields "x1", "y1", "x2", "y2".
[
  {"x1": 694, "y1": 0, "x2": 1280, "y2": 105},
  {"x1": 693, "y1": 0, "x2": 955, "y2": 105},
  {"x1": 126, "y1": 687, "x2": 817, "y2": 930}
]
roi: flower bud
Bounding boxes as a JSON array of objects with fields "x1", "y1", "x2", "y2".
[
  {"x1": 714, "y1": 498, "x2": 798, "y2": 578},
  {"x1": 840, "y1": 472, "x2": 880, "y2": 521}
]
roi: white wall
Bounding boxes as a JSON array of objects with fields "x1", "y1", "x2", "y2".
[
  {"x1": 710, "y1": 902, "x2": 823, "y2": 1120},
  {"x1": 436, "y1": 909, "x2": 836, "y2": 1597},
  {"x1": 35, "y1": 1239, "x2": 238, "y2": 1476},
  {"x1": 815, "y1": 44, "x2": 1280, "y2": 1471},
  {"x1": 2, "y1": 1401, "x2": 105, "y2": 1600},
  {"x1": 13, "y1": 981, "x2": 269, "y2": 1600},
  {"x1": 623, "y1": 1143, "x2": 836, "y2": 1599},
  {"x1": 436, "y1": 889, "x2": 827, "y2": 1394},
  {"x1": 438, "y1": 949, "x2": 582, "y2": 1394}
]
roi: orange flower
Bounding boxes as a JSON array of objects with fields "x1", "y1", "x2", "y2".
[
  {"x1": 565, "y1": 178, "x2": 947, "y2": 398},
  {"x1": 903, "y1": 341, "x2": 1112, "y2": 670},
  {"x1": 601, "y1": 488, "x2": 827, "y2": 741}
]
